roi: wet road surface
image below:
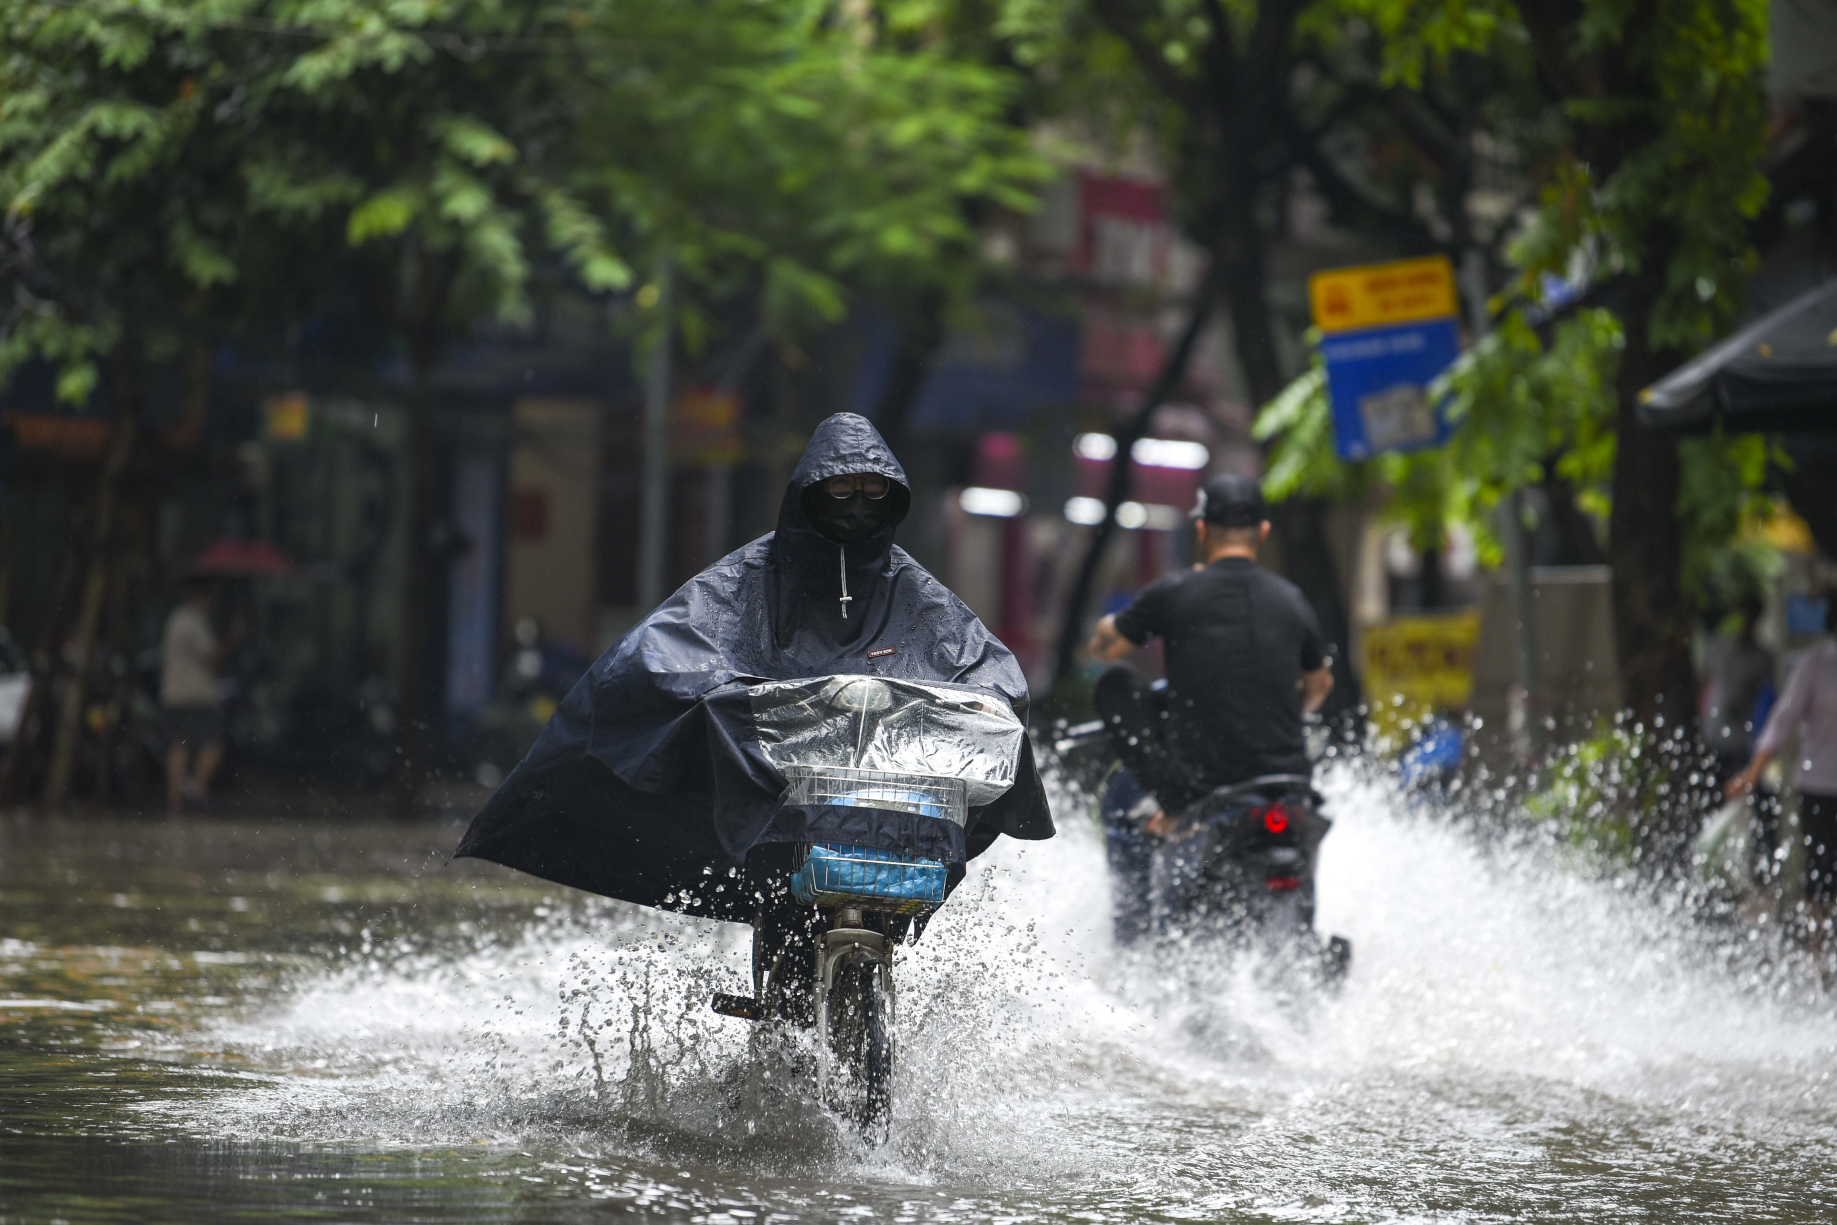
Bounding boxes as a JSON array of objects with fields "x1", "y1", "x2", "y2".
[{"x1": 2, "y1": 770, "x2": 1834, "y2": 1223}]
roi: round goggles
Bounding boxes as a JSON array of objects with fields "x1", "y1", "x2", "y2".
[{"x1": 821, "y1": 474, "x2": 891, "y2": 500}]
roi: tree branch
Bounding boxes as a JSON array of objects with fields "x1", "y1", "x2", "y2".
[
  {"x1": 1244, "y1": 0, "x2": 1304, "y2": 93},
  {"x1": 1293, "y1": 85, "x2": 1371, "y2": 151},
  {"x1": 1286, "y1": 122, "x2": 1443, "y2": 252},
  {"x1": 1199, "y1": 0, "x2": 1237, "y2": 75},
  {"x1": 1052, "y1": 259, "x2": 1224, "y2": 688},
  {"x1": 1089, "y1": 0, "x2": 1203, "y2": 112}
]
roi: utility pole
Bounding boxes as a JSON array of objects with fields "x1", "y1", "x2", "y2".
[
  {"x1": 1465, "y1": 247, "x2": 1541, "y2": 760},
  {"x1": 637, "y1": 254, "x2": 674, "y2": 613},
  {"x1": 1500, "y1": 490, "x2": 1542, "y2": 760}
]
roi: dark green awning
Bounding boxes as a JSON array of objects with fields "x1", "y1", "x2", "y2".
[{"x1": 1639, "y1": 278, "x2": 1837, "y2": 432}]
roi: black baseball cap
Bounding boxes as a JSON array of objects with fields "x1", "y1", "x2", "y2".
[{"x1": 1192, "y1": 472, "x2": 1267, "y2": 527}]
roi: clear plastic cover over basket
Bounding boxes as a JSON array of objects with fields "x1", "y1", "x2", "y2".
[{"x1": 748, "y1": 676, "x2": 1024, "y2": 809}]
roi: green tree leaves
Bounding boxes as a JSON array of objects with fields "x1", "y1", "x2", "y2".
[
  {"x1": 345, "y1": 186, "x2": 420, "y2": 243},
  {"x1": 2, "y1": 0, "x2": 1048, "y2": 398},
  {"x1": 1257, "y1": 308, "x2": 1625, "y2": 561},
  {"x1": 1253, "y1": 0, "x2": 1773, "y2": 618}
]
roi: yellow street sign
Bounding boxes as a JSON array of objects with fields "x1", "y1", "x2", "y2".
[
  {"x1": 1309, "y1": 256, "x2": 1458, "y2": 334},
  {"x1": 1362, "y1": 609, "x2": 1480, "y2": 745}
]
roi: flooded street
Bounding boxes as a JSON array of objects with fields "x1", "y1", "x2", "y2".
[{"x1": 3, "y1": 769, "x2": 1834, "y2": 1223}]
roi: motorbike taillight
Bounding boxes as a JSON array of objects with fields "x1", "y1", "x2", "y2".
[
  {"x1": 1265, "y1": 875, "x2": 1301, "y2": 891},
  {"x1": 1260, "y1": 803, "x2": 1289, "y2": 834}
]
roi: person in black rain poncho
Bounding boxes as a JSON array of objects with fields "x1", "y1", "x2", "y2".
[{"x1": 455, "y1": 413, "x2": 1053, "y2": 961}]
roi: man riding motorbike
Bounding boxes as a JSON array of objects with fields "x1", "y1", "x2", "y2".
[
  {"x1": 455, "y1": 412, "x2": 1053, "y2": 1018},
  {"x1": 1085, "y1": 473, "x2": 1336, "y2": 950}
]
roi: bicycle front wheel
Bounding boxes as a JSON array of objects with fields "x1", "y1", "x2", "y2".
[{"x1": 820, "y1": 949, "x2": 893, "y2": 1141}]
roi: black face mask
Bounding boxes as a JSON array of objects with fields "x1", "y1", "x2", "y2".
[{"x1": 807, "y1": 489, "x2": 892, "y2": 544}]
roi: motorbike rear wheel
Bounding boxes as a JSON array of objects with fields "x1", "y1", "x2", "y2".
[{"x1": 820, "y1": 950, "x2": 893, "y2": 1141}]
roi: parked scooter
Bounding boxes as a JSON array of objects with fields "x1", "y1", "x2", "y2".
[{"x1": 711, "y1": 675, "x2": 1026, "y2": 1139}]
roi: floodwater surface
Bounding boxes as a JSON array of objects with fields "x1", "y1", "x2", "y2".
[{"x1": 1, "y1": 768, "x2": 1833, "y2": 1223}]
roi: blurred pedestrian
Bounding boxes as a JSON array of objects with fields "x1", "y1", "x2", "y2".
[
  {"x1": 1726, "y1": 595, "x2": 1837, "y2": 950},
  {"x1": 1700, "y1": 596, "x2": 1775, "y2": 789},
  {"x1": 160, "y1": 576, "x2": 227, "y2": 814}
]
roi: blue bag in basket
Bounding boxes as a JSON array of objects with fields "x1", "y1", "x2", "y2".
[{"x1": 790, "y1": 842, "x2": 947, "y2": 910}]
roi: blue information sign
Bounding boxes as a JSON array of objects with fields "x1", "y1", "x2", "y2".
[{"x1": 1321, "y1": 317, "x2": 1461, "y2": 460}]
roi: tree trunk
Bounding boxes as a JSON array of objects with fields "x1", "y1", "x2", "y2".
[
  {"x1": 45, "y1": 402, "x2": 137, "y2": 810},
  {"x1": 0, "y1": 508, "x2": 85, "y2": 804},
  {"x1": 1606, "y1": 275, "x2": 1695, "y2": 733},
  {"x1": 393, "y1": 370, "x2": 435, "y2": 813},
  {"x1": 1513, "y1": 1, "x2": 1692, "y2": 732},
  {"x1": 1076, "y1": 0, "x2": 1361, "y2": 713},
  {"x1": 1419, "y1": 544, "x2": 1445, "y2": 609},
  {"x1": 1216, "y1": 206, "x2": 1285, "y2": 408},
  {"x1": 391, "y1": 248, "x2": 456, "y2": 815},
  {"x1": 94, "y1": 543, "x2": 132, "y2": 802}
]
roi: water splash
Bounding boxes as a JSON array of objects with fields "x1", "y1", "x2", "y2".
[{"x1": 160, "y1": 759, "x2": 1837, "y2": 1219}]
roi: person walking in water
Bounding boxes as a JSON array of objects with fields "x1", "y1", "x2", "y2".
[
  {"x1": 1726, "y1": 596, "x2": 1837, "y2": 953},
  {"x1": 1700, "y1": 596, "x2": 1775, "y2": 791},
  {"x1": 160, "y1": 576, "x2": 228, "y2": 813}
]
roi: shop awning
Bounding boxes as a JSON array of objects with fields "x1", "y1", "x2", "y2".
[{"x1": 1638, "y1": 277, "x2": 1837, "y2": 433}]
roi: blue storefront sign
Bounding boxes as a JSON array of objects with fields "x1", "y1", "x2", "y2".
[{"x1": 1320, "y1": 317, "x2": 1461, "y2": 461}]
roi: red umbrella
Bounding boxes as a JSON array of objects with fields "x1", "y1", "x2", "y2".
[{"x1": 187, "y1": 538, "x2": 298, "y2": 578}]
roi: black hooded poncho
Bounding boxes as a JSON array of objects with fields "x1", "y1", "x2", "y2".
[{"x1": 454, "y1": 413, "x2": 1053, "y2": 920}]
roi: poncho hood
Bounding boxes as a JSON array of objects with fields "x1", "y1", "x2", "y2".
[
  {"x1": 453, "y1": 413, "x2": 1053, "y2": 920},
  {"x1": 769, "y1": 411, "x2": 912, "y2": 651}
]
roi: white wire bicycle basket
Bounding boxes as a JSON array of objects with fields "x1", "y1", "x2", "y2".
[
  {"x1": 781, "y1": 766, "x2": 963, "y2": 914},
  {"x1": 782, "y1": 766, "x2": 968, "y2": 828}
]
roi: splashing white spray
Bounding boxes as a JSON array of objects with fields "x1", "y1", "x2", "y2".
[{"x1": 173, "y1": 761, "x2": 1837, "y2": 1219}]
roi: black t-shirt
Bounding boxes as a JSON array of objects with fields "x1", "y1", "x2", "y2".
[{"x1": 1113, "y1": 557, "x2": 1327, "y2": 784}]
